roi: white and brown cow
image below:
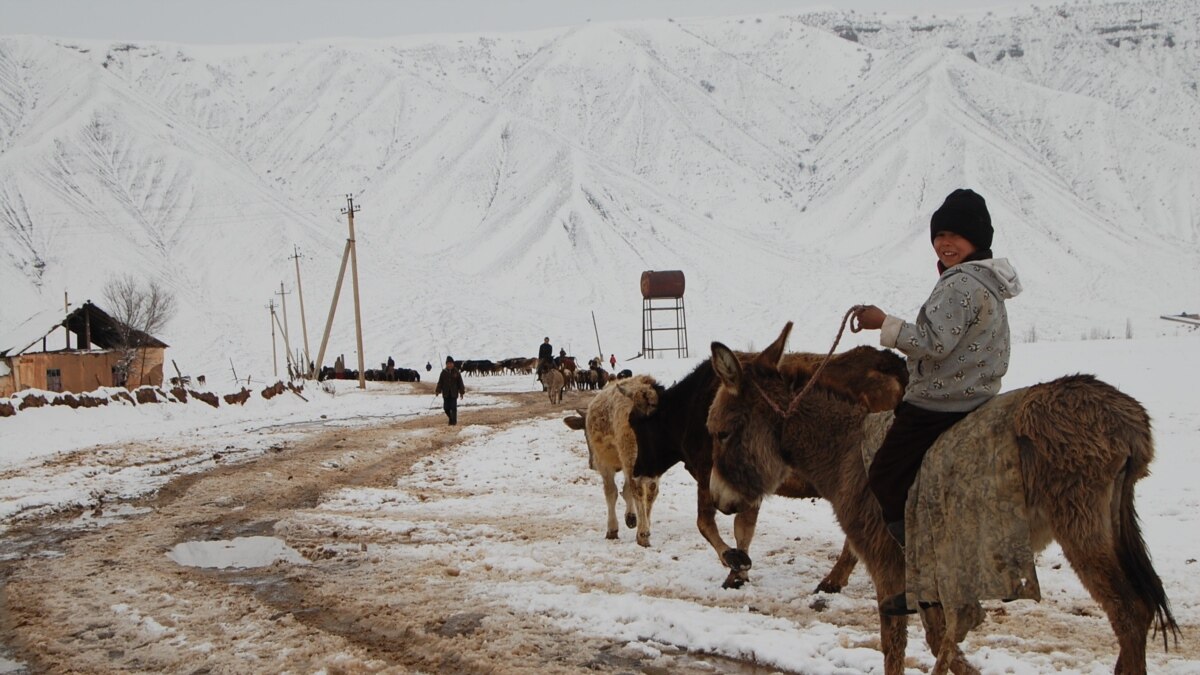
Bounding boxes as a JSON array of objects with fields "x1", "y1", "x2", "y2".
[{"x1": 563, "y1": 375, "x2": 663, "y2": 547}]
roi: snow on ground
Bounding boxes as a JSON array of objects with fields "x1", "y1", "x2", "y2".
[
  {"x1": 0, "y1": 376, "x2": 516, "y2": 533},
  {"x1": 2, "y1": 335, "x2": 1198, "y2": 672}
]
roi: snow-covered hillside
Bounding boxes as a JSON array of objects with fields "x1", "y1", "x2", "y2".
[{"x1": 1, "y1": 0, "x2": 1197, "y2": 380}]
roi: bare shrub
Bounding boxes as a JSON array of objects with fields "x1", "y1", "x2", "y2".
[{"x1": 103, "y1": 274, "x2": 177, "y2": 386}]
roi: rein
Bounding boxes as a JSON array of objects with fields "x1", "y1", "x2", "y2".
[{"x1": 752, "y1": 305, "x2": 866, "y2": 419}]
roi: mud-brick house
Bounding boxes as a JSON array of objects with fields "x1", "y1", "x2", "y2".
[{"x1": 0, "y1": 301, "x2": 168, "y2": 396}]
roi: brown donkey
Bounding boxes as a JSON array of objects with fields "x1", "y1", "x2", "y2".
[{"x1": 705, "y1": 322, "x2": 1178, "y2": 675}]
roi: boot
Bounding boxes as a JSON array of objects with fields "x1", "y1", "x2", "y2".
[
  {"x1": 880, "y1": 591, "x2": 939, "y2": 616},
  {"x1": 879, "y1": 592, "x2": 917, "y2": 616},
  {"x1": 885, "y1": 520, "x2": 905, "y2": 549}
]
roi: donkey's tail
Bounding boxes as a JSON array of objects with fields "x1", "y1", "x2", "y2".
[
  {"x1": 1095, "y1": 376, "x2": 1180, "y2": 650},
  {"x1": 1117, "y1": 455, "x2": 1181, "y2": 650}
]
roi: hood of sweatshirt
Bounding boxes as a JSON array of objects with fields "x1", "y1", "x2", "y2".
[{"x1": 950, "y1": 258, "x2": 1022, "y2": 300}]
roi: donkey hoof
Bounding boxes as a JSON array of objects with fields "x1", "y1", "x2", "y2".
[
  {"x1": 722, "y1": 548, "x2": 752, "y2": 572},
  {"x1": 606, "y1": 529, "x2": 618, "y2": 540},
  {"x1": 815, "y1": 579, "x2": 844, "y2": 594},
  {"x1": 636, "y1": 535, "x2": 651, "y2": 548},
  {"x1": 625, "y1": 513, "x2": 637, "y2": 529},
  {"x1": 722, "y1": 571, "x2": 748, "y2": 589}
]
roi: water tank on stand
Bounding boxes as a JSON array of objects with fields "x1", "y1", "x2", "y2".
[
  {"x1": 640, "y1": 270, "x2": 686, "y2": 299},
  {"x1": 640, "y1": 270, "x2": 688, "y2": 358}
]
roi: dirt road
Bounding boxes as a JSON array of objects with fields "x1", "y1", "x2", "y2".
[
  {"x1": 2, "y1": 382, "x2": 1195, "y2": 674},
  {"x1": 1, "y1": 388, "x2": 599, "y2": 673}
]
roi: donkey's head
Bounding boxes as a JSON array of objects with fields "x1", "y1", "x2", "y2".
[{"x1": 706, "y1": 322, "x2": 795, "y2": 515}]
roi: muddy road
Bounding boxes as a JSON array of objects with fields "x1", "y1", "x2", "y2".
[
  {"x1": 2, "y1": 382, "x2": 1196, "y2": 674},
  {"x1": 0, "y1": 387, "x2": 781, "y2": 674}
]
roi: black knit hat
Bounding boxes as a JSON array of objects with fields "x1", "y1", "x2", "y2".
[
  {"x1": 930, "y1": 188, "x2": 992, "y2": 250},
  {"x1": 446, "y1": 356, "x2": 454, "y2": 364}
]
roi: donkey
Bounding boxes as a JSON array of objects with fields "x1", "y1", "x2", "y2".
[
  {"x1": 706, "y1": 322, "x2": 1179, "y2": 675},
  {"x1": 544, "y1": 367, "x2": 566, "y2": 404},
  {"x1": 629, "y1": 347, "x2": 906, "y2": 590}
]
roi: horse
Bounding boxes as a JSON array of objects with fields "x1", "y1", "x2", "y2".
[
  {"x1": 629, "y1": 347, "x2": 906, "y2": 589},
  {"x1": 705, "y1": 322, "x2": 1179, "y2": 675}
]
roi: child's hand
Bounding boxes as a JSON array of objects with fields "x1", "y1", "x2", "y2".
[{"x1": 854, "y1": 305, "x2": 886, "y2": 330}]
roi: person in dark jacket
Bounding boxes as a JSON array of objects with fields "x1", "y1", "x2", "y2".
[
  {"x1": 434, "y1": 356, "x2": 466, "y2": 425},
  {"x1": 538, "y1": 337, "x2": 554, "y2": 371}
]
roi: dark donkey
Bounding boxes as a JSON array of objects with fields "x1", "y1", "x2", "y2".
[
  {"x1": 706, "y1": 322, "x2": 1179, "y2": 675},
  {"x1": 629, "y1": 346, "x2": 907, "y2": 589}
]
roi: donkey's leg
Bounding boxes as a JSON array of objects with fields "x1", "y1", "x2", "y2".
[
  {"x1": 875, "y1": 601, "x2": 909, "y2": 675},
  {"x1": 816, "y1": 540, "x2": 858, "y2": 593},
  {"x1": 712, "y1": 507, "x2": 760, "y2": 589},
  {"x1": 869, "y1": 564, "x2": 910, "y2": 675},
  {"x1": 1055, "y1": 519, "x2": 1152, "y2": 674},
  {"x1": 602, "y1": 469, "x2": 620, "y2": 539},
  {"x1": 732, "y1": 506, "x2": 759, "y2": 552},
  {"x1": 694, "y1": 486, "x2": 742, "y2": 584},
  {"x1": 921, "y1": 605, "x2": 982, "y2": 675}
]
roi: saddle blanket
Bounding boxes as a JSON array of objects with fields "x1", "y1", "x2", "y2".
[{"x1": 862, "y1": 389, "x2": 1042, "y2": 613}]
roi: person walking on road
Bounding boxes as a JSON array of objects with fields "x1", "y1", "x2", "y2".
[{"x1": 435, "y1": 356, "x2": 466, "y2": 425}]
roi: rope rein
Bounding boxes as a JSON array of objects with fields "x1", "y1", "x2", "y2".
[{"x1": 752, "y1": 305, "x2": 867, "y2": 419}]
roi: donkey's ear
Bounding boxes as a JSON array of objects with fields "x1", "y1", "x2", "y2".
[
  {"x1": 755, "y1": 321, "x2": 793, "y2": 369},
  {"x1": 711, "y1": 341, "x2": 742, "y2": 396}
]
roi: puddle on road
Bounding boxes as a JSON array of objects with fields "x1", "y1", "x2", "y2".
[
  {"x1": 0, "y1": 652, "x2": 25, "y2": 675},
  {"x1": 166, "y1": 536, "x2": 308, "y2": 569}
]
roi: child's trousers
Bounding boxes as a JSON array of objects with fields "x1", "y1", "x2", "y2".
[{"x1": 867, "y1": 401, "x2": 971, "y2": 524}]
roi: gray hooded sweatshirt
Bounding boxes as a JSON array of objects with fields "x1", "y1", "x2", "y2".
[{"x1": 879, "y1": 258, "x2": 1022, "y2": 412}]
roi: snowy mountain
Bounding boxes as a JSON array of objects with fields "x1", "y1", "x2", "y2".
[{"x1": 2, "y1": 0, "x2": 1197, "y2": 381}]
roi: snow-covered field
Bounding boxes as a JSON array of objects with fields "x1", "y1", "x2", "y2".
[{"x1": 2, "y1": 335, "x2": 1197, "y2": 673}]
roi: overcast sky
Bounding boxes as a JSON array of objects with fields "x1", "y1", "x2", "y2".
[{"x1": 2, "y1": 0, "x2": 1066, "y2": 44}]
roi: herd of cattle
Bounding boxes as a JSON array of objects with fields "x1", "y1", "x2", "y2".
[
  {"x1": 460, "y1": 355, "x2": 630, "y2": 391},
  {"x1": 317, "y1": 364, "x2": 422, "y2": 382},
  {"x1": 314, "y1": 354, "x2": 631, "y2": 393}
]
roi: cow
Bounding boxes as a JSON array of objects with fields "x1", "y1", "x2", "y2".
[{"x1": 563, "y1": 375, "x2": 663, "y2": 547}]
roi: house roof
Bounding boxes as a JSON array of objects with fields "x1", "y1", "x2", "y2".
[
  {"x1": 0, "y1": 301, "x2": 168, "y2": 358},
  {"x1": 0, "y1": 308, "x2": 69, "y2": 358}
]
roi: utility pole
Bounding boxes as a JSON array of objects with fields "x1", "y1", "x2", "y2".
[
  {"x1": 276, "y1": 282, "x2": 291, "y2": 345},
  {"x1": 312, "y1": 194, "x2": 367, "y2": 390},
  {"x1": 591, "y1": 310, "x2": 603, "y2": 362},
  {"x1": 268, "y1": 300, "x2": 278, "y2": 377},
  {"x1": 275, "y1": 283, "x2": 295, "y2": 377},
  {"x1": 64, "y1": 291, "x2": 71, "y2": 349},
  {"x1": 344, "y1": 194, "x2": 367, "y2": 390},
  {"x1": 314, "y1": 241, "x2": 351, "y2": 382},
  {"x1": 290, "y1": 245, "x2": 312, "y2": 377}
]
